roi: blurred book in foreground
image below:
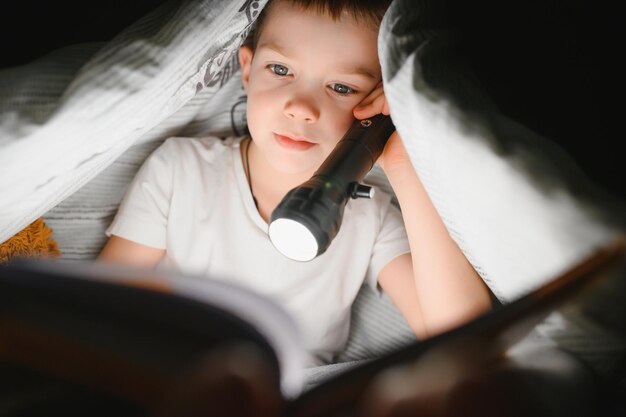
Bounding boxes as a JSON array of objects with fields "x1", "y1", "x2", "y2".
[{"x1": 0, "y1": 233, "x2": 624, "y2": 417}]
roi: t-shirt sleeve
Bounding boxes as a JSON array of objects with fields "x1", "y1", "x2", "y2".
[
  {"x1": 365, "y1": 198, "x2": 411, "y2": 295},
  {"x1": 105, "y1": 139, "x2": 178, "y2": 249}
]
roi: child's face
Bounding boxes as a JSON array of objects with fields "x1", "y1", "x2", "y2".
[{"x1": 239, "y1": 0, "x2": 382, "y2": 176}]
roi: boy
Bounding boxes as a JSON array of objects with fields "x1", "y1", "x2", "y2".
[{"x1": 99, "y1": 0, "x2": 491, "y2": 365}]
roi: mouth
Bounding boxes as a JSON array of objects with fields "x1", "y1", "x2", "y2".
[{"x1": 274, "y1": 133, "x2": 316, "y2": 151}]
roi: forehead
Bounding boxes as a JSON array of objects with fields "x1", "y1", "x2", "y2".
[{"x1": 257, "y1": 1, "x2": 381, "y2": 76}]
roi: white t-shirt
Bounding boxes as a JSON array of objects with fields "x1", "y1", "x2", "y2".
[{"x1": 106, "y1": 136, "x2": 410, "y2": 364}]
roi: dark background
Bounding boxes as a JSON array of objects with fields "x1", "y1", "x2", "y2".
[{"x1": 1, "y1": 0, "x2": 623, "y2": 200}]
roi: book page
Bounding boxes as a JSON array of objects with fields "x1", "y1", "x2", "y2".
[{"x1": 6, "y1": 259, "x2": 307, "y2": 398}]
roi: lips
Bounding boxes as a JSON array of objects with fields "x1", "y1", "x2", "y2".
[{"x1": 274, "y1": 133, "x2": 316, "y2": 151}]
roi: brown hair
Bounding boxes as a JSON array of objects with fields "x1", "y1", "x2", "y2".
[{"x1": 244, "y1": 0, "x2": 392, "y2": 50}]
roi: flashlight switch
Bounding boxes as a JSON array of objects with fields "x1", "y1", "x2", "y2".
[{"x1": 350, "y1": 183, "x2": 374, "y2": 199}]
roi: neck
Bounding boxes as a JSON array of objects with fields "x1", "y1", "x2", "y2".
[{"x1": 243, "y1": 138, "x2": 314, "y2": 221}]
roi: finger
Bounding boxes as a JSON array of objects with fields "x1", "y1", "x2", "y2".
[
  {"x1": 354, "y1": 91, "x2": 387, "y2": 117},
  {"x1": 353, "y1": 103, "x2": 378, "y2": 119},
  {"x1": 355, "y1": 87, "x2": 384, "y2": 109},
  {"x1": 355, "y1": 90, "x2": 385, "y2": 110}
]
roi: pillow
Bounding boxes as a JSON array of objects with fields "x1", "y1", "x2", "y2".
[
  {"x1": 0, "y1": 0, "x2": 267, "y2": 244},
  {"x1": 379, "y1": 0, "x2": 624, "y2": 302}
]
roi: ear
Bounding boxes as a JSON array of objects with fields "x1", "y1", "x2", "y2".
[{"x1": 239, "y1": 45, "x2": 254, "y2": 92}]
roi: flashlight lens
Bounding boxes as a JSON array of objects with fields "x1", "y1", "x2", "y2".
[{"x1": 268, "y1": 218, "x2": 319, "y2": 262}]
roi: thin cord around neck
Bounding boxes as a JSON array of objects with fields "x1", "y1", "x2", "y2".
[{"x1": 245, "y1": 137, "x2": 258, "y2": 208}]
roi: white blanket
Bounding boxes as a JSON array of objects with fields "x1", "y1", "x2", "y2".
[{"x1": 0, "y1": 0, "x2": 262, "y2": 245}]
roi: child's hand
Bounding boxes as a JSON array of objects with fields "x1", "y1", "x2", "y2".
[
  {"x1": 353, "y1": 81, "x2": 389, "y2": 120},
  {"x1": 353, "y1": 82, "x2": 411, "y2": 177}
]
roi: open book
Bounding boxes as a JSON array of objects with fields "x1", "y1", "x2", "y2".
[{"x1": 0, "y1": 234, "x2": 624, "y2": 416}]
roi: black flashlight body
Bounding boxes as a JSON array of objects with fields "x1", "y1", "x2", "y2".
[{"x1": 268, "y1": 114, "x2": 396, "y2": 261}]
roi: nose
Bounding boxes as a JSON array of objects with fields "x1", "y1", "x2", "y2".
[{"x1": 283, "y1": 94, "x2": 320, "y2": 123}]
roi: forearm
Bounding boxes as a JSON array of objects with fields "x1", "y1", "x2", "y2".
[
  {"x1": 353, "y1": 89, "x2": 491, "y2": 335},
  {"x1": 98, "y1": 235, "x2": 165, "y2": 269},
  {"x1": 386, "y1": 162, "x2": 492, "y2": 337}
]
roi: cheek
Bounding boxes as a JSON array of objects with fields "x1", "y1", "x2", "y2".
[
  {"x1": 245, "y1": 88, "x2": 275, "y2": 127},
  {"x1": 326, "y1": 110, "x2": 357, "y2": 141},
  {"x1": 247, "y1": 80, "x2": 270, "y2": 106},
  {"x1": 315, "y1": 116, "x2": 355, "y2": 159},
  {"x1": 246, "y1": 75, "x2": 283, "y2": 113}
]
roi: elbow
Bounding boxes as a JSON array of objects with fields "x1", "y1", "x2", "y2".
[{"x1": 419, "y1": 295, "x2": 493, "y2": 340}]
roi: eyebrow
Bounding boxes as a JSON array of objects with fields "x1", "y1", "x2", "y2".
[
  {"x1": 334, "y1": 65, "x2": 378, "y2": 81},
  {"x1": 258, "y1": 42, "x2": 379, "y2": 81},
  {"x1": 258, "y1": 41, "x2": 292, "y2": 57}
]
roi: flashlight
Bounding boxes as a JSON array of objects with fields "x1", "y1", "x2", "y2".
[{"x1": 268, "y1": 114, "x2": 395, "y2": 261}]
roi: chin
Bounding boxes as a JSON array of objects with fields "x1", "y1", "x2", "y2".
[
  {"x1": 275, "y1": 162, "x2": 316, "y2": 177},
  {"x1": 268, "y1": 155, "x2": 318, "y2": 177}
]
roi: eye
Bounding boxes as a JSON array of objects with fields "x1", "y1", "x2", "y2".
[
  {"x1": 268, "y1": 64, "x2": 291, "y2": 76},
  {"x1": 330, "y1": 83, "x2": 356, "y2": 95}
]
